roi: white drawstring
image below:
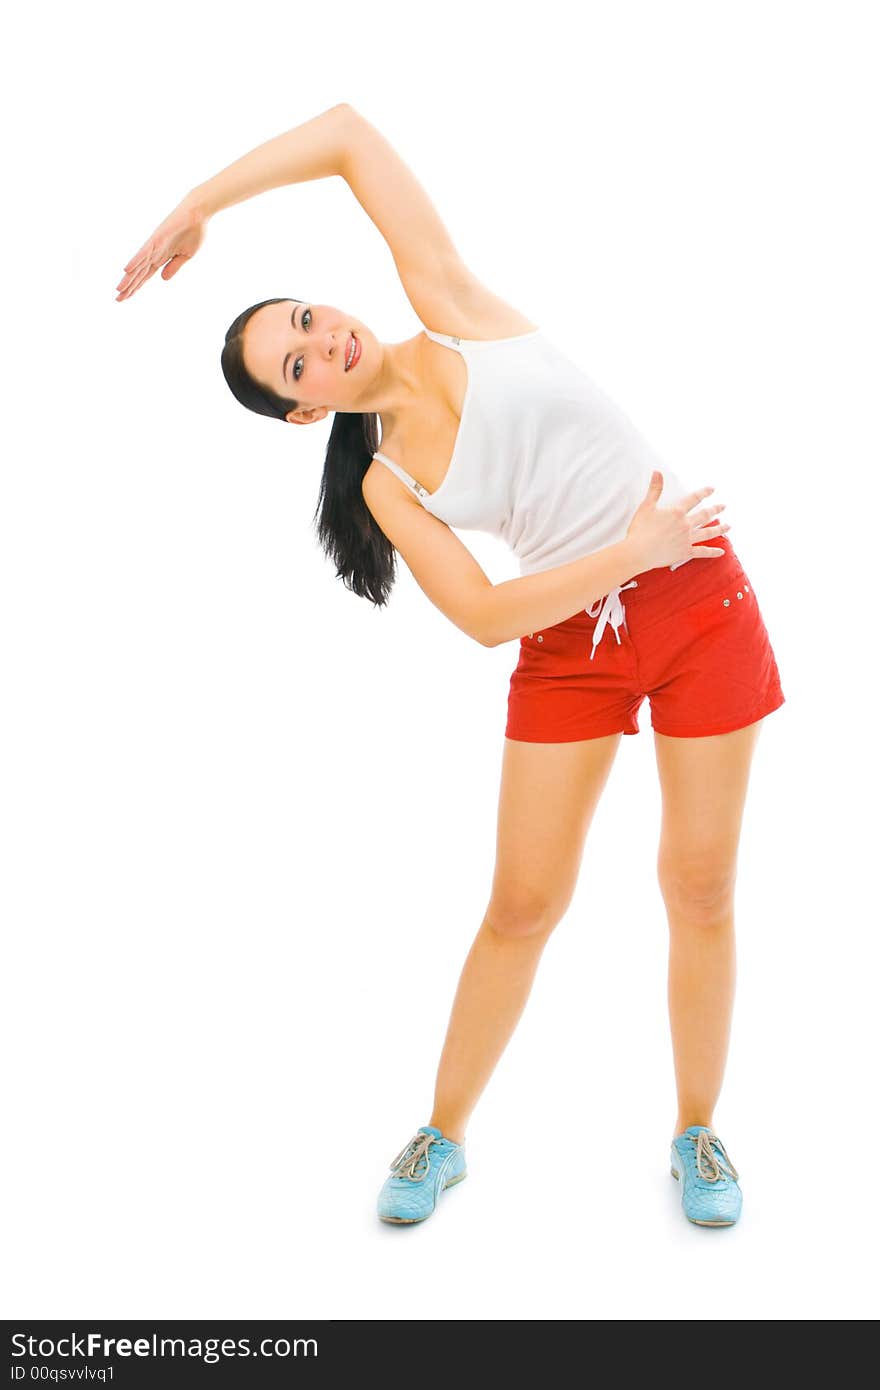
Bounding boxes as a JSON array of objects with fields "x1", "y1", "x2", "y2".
[{"x1": 585, "y1": 580, "x2": 639, "y2": 660}]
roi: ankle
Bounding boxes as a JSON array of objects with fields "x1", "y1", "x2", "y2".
[
  {"x1": 674, "y1": 1114, "x2": 714, "y2": 1140},
  {"x1": 429, "y1": 1115, "x2": 466, "y2": 1146}
]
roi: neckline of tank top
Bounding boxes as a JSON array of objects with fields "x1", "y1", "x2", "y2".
[{"x1": 374, "y1": 325, "x2": 543, "y2": 504}]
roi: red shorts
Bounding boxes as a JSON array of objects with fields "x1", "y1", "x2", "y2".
[{"x1": 505, "y1": 531, "x2": 785, "y2": 741}]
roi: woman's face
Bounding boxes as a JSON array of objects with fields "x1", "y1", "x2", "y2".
[{"x1": 241, "y1": 299, "x2": 371, "y2": 422}]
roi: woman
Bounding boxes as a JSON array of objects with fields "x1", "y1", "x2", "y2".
[{"x1": 116, "y1": 103, "x2": 785, "y2": 1229}]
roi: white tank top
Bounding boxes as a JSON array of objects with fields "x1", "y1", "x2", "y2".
[{"x1": 372, "y1": 326, "x2": 696, "y2": 578}]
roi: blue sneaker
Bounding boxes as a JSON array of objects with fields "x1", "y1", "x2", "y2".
[
  {"x1": 377, "y1": 1124, "x2": 467, "y2": 1224},
  {"x1": 670, "y1": 1125, "x2": 742, "y2": 1227}
]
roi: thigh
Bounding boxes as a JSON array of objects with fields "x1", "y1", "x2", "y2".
[
  {"x1": 487, "y1": 732, "x2": 623, "y2": 934},
  {"x1": 654, "y1": 722, "x2": 764, "y2": 900}
]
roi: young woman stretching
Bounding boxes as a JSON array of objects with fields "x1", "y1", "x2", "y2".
[{"x1": 116, "y1": 103, "x2": 785, "y2": 1228}]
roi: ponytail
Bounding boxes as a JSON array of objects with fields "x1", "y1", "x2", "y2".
[{"x1": 312, "y1": 408, "x2": 397, "y2": 607}]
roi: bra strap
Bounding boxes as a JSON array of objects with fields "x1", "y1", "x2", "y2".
[
  {"x1": 372, "y1": 451, "x2": 431, "y2": 502},
  {"x1": 423, "y1": 327, "x2": 463, "y2": 350}
]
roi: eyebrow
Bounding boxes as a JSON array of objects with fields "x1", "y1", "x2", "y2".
[{"x1": 281, "y1": 305, "x2": 298, "y2": 387}]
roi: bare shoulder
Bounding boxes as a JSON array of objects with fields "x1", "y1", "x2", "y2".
[
  {"x1": 361, "y1": 453, "x2": 404, "y2": 511},
  {"x1": 362, "y1": 450, "x2": 428, "y2": 522},
  {"x1": 409, "y1": 261, "x2": 539, "y2": 342}
]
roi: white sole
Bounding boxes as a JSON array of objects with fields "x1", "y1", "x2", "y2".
[
  {"x1": 379, "y1": 1170, "x2": 467, "y2": 1224},
  {"x1": 671, "y1": 1164, "x2": 737, "y2": 1226}
]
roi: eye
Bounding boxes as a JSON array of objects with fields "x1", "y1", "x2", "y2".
[{"x1": 293, "y1": 307, "x2": 312, "y2": 381}]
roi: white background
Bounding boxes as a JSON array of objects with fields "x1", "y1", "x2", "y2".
[{"x1": 2, "y1": 0, "x2": 878, "y2": 1322}]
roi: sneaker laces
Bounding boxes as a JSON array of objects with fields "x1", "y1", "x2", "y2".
[
  {"x1": 692, "y1": 1129, "x2": 740, "y2": 1183},
  {"x1": 388, "y1": 1131, "x2": 440, "y2": 1183}
]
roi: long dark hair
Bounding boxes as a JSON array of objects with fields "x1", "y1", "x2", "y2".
[{"x1": 220, "y1": 297, "x2": 397, "y2": 607}]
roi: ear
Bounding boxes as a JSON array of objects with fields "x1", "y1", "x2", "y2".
[{"x1": 286, "y1": 406, "x2": 331, "y2": 426}]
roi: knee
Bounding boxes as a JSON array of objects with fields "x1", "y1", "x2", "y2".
[
  {"x1": 484, "y1": 887, "x2": 568, "y2": 941},
  {"x1": 657, "y1": 854, "x2": 737, "y2": 926}
]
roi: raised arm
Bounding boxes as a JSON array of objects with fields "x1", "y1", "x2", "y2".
[
  {"x1": 184, "y1": 100, "x2": 475, "y2": 308},
  {"x1": 116, "y1": 103, "x2": 353, "y2": 301},
  {"x1": 116, "y1": 103, "x2": 488, "y2": 318},
  {"x1": 338, "y1": 106, "x2": 471, "y2": 304},
  {"x1": 340, "y1": 106, "x2": 535, "y2": 333},
  {"x1": 184, "y1": 103, "x2": 354, "y2": 215}
]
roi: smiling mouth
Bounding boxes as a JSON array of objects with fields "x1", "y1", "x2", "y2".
[{"x1": 345, "y1": 332, "x2": 361, "y2": 372}]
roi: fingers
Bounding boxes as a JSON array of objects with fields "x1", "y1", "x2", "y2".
[
  {"x1": 692, "y1": 517, "x2": 730, "y2": 557},
  {"x1": 121, "y1": 241, "x2": 152, "y2": 275},
  {"x1": 116, "y1": 237, "x2": 170, "y2": 300},
  {"x1": 116, "y1": 242, "x2": 154, "y2": 296},
  {"x1": 116, "y1": 260, "x2": 160, "y2": 301},
  {"x1": 693, "y1": 503, "x2": 726, "y2": 527},
  {"x1": 117, "y1": 250, "x2": 172, "y2": 301},
  {"x1": 681, "y1": 486, "x2": 716, "y2": 513},
  {"x1": 116, "y1": 255, "x2": 148, "y2": 300}
]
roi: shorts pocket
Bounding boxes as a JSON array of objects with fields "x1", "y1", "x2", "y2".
[
  {"x1": 642, "y1": 575, "x2": 781, "y2": 724},
  {"x1": 675, "y1": 565, "x2": 783, "y2": 699},
  {"x1": 676, "y1": 566, "x2": 755, "y2": 640},
  {"x1": 671, "y1": 557, "x2": 748, "y2": 622}
]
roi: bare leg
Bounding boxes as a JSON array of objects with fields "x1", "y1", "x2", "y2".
[
  {"x1": 429, "y1": 917, "x2": 550, "y2": 1143},
  {"x1": 653, "y1": 721, "x2": 764, "y2": 1138},
  {"x1": 429, "y1": 732, "x2": 624, "y2": 1144}
]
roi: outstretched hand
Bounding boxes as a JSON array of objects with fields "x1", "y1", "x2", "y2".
[{"x1": 115, "y1": 201, "x2": 207, "y2": 301}]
